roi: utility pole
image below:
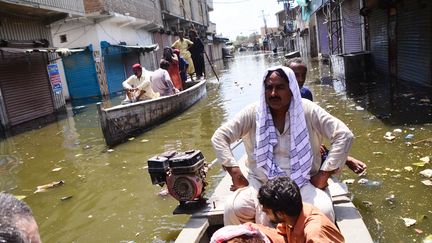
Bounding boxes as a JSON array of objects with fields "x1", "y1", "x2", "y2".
[{"x1": 259, "y1": 10, "x2": 269, "y2": 35}]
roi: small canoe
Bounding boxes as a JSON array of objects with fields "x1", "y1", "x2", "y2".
[
  {"x1": 97, "y1": 80, "x2": 206, "y2": 146},
  {"x1": 175, "y1": 155, "x2": 373, "y2": 243}
]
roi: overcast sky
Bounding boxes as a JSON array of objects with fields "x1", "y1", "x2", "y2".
[{"x1": 209, "y1": 0, "x2": 284, "y2": 40}]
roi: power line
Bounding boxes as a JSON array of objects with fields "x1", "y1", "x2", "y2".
[{"x1": 213, "y1": 0, "x2": 251, "y2": 4}]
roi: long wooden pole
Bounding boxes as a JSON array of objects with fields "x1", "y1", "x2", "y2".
[{"x1": 203, "y1": 50, "x2": 220, "y2": 82}]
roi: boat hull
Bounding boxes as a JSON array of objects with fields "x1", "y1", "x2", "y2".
[
  {"x1": 175, "y1": 155, "x2": 374, "y2": 243},
  {"x1": 97, "y1": 80, "x2": 207, "y2": 146}
]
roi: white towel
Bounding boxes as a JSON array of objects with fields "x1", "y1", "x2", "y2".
[{"x1": 254, "y1": 66, "x2": 312, "y2": 187}]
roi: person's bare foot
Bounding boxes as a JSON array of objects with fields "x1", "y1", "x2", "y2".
[{"x1": 346, "y1": 156, "x2": 367, "y2": 174}]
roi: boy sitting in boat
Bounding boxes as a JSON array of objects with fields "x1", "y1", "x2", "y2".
[
  {"x1": 258, "y1": 177, "x2": 344, "y2": 243},
  {"x1": 122, "y1": 63, "x2": 159, "y2": 104},
  {"x1": 151, "y1": 60, "x2": 178, "y2": 97}
]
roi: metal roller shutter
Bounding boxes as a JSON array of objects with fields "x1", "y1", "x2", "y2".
[
  {"x1": 103, "y1": 46, "x2": 127, "y2": 94},
  {"x1": 0, "y1": 52, "x2": 54, "y2": 126},
  {"x1": 342, "y1": 0, "x2": 362, "y2": 53},
  {"x1": 63, "y1": 50, "x2": 100, "y2": 99},
  {"x1": 369, "y1": 8, "x2": 389, "y2": 75},
  {"x1": 124, "y1": 51, "x2": 140, "y2": 77},
  {"x1": 397, "y1": 0, "x2": 432, "y2": 86},
  {"x1": 317, "y1": 9, "x2": 330, "y2": 55}
]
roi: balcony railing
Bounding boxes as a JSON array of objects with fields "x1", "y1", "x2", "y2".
[{"x1": 10, "y1": 0, "x2": 85, "y2": 15}]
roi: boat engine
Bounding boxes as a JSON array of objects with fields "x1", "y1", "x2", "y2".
[{"x1": 147, "y1": 150, "x2": 207, "y2": 210}]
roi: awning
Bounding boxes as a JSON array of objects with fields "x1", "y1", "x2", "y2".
[
  {"x1": 0, "y1": 47, "x2": 85, "y2": 54},
  {"x1": 110, "y1": 43, "x2": 159, "y2": 53}
]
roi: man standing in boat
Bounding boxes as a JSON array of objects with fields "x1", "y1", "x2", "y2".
[
  {"x1": 258, "y1": 177, "x2": 344, "y2": 242},
  {"x1": 211, "y1": 66, "x2": 353, "y2": 225},
  {"x1": 122, "y1": 63, "x2": 159, "y2": 104}
]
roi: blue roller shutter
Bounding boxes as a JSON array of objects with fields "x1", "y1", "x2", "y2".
[
  {"x1": 104, "y1": 53, "x2": 125, "y2": 94},
  {"x1": 62, "y1": 50, "x2": 100, "y2": 99},
  {"x1": 102, "y1": 44, "x2": 129, "y2": 94}
]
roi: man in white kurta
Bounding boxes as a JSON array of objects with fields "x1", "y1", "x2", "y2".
[
  {"x1": 122, "y1": 64, "x2": 159, "y2": 103},
  {"x1": 211, "y1": 66, "x2": 353, "y2": 226}
]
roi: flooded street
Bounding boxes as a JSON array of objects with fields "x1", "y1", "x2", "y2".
[{"x1": 1, "y1": 52, "x2": 431, "y2": 242}]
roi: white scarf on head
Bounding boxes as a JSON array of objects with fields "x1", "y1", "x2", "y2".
[{"x1": 254, "y1": 66, "x2": 312, "y2": 187}]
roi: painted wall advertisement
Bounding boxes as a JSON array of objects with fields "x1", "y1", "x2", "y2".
[{"x1": 47, "y1": 64, "x2": 62, "y2": 94}]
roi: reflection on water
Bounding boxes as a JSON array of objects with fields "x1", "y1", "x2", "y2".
[{"x1": 0, "y1": 52, "x2": 431, "y2": 242}]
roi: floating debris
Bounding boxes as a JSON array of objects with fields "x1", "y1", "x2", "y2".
[
  {"x1": 14, "y1": 195, "x2": 27, "y2": 200},
  {"x1": 342, "y1": 179, "x2": 355, "y2": 184},
  {"x1": 420, "y1": 156, "x2": 430, "y2": 163},
  {"x1": 34, "y1": 180, "x2": 64, "y2": 193},
  {"x1": 83, "y1": 145, "x2": 91, "y2": 149},
  {"x1": 355, "y1": 106, "x2": 364, "y2": 111},
  {"x1": 107, "y1": 149, "x2": 114, "y2": 153},
  {"x1": 61, "y1": 196, "x2": 73, "y2": 201},
  {"x1": 414, "y1": 228, "x2": 423, "y2": 234},
  {"x1": 401, "y1": 217, "x2": 416, "y2": 227},
  {"x1": 75, "y1": 153, "x2": 83, "y2": 157},
  {"x1": 373, "y1": 151, "x2": 384, "y2": 155},
  {"x1": 405, "y1": 134, "x2": 414, "y2": 140},
  {"x1": 413, "y1": 161, "x2": 428, "y2": 167},
  {"x1": 424, "y1": 234, "x2": 432, "y2": 243},
  {"x1": 404, "y1": 166, "x2": 413, "y2": 172},
  {"x1": 385, "y1": 194, "x2": 396, "y2": 204},
  {"x1": 52, "y1": 167, "x2": 62, "y2": 172},
  {"x1": 358, "y1": 178, "x2": 369, "y2": 184},
  {"x1": 420, "y1": 169, "x2": 432, "y2": 178},
  {"x1": 362, "y1": 201, "x2": 373, "y2": 207},
  {"x1": 140, "y1": 139, "x2": 149, "y2": 143},
  {"x1": 128, "y1": 137, "x2": 135, "y2": 141},
  {"x1": 421, "y1": 180, "x2": 432, "y2": 186},
  {"x1": 158, "y1": 188, "x2": 169, "y2": 196},
  {"x1": 73, "y1": 105, "x2": 86, "y2": 110},
  {"x1": 384, "y1": 132, "x2": 396, "y2": 141},
  {"x1": 326, "y1": 105, "x2": 335, "y2": 109},
  {"x1": 393, "y1": 128, "x2": 403, "y2": 134}
]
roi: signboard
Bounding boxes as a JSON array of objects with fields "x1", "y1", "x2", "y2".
[{"x1": 47, "y1": 64, "x2": 62, "y2": 94}]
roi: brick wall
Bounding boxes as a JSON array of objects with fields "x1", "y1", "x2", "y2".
[
  {"x1": 84, "y1": 0, "x2": 107, "y2": 14},
  {"x1": 109, "y1": 0, "x2": 163, "y2": 25}
]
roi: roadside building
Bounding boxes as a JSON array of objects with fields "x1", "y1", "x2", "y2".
[
  {"x1": 50, "y1": 0, "x2": 163, "y2": 100},
  {"x1": 156, "y1": 0, "x2": 213, "y2": 69},
  {"x1": 278, "y1": 0, "x2": 431, "y2": 88},
  {"x1": 0, "y1": 0, "x2": 85, "y2": 131}
]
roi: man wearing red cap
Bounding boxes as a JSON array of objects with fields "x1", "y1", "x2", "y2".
[{"x1": 122, "y1": 63, "x2": 159, "y2": 103}]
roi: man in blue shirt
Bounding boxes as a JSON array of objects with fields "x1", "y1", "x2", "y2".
[
  {"x1": 285, "y1": 57, "x2": 367, "y2": 175},
  {"x1": 285, "y1": 58, "x2": 313, "y2": 101}
]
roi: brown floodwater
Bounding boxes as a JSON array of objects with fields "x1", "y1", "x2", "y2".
[{"x1": 0, "y1": 52, "x2": 431, "y2": 242}]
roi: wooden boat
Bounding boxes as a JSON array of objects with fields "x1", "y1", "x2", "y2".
[
  {"x1": 97, "y1": 80, "x2": 206, "y2": 146},
  {"x1": 175, "y1": 155, "x2": 374, "y2": 243}
]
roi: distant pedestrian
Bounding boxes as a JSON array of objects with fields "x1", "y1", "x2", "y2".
[
  {"x1": 188, "y1": 30, "x2": 205, "y2": 80},
  {"x1": 0, "y1": 192, "x2": 42, "y2": 243},
  {"x1": 151, "y1": 59, "x2": 178, "y2": 96},
  {"x1": 163, "y1": 47, "x2": 183, "y2": 90},
  {"x1": 172, "y1": 31, "x2": 195, "y2": 80}
]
